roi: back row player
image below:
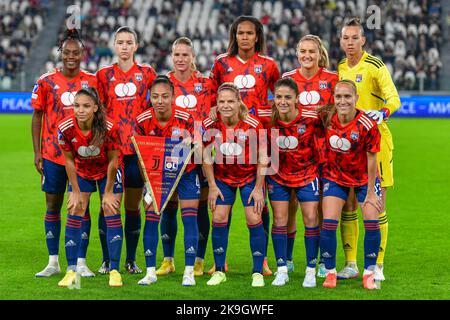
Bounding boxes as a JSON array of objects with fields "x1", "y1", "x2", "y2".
[{"x1": 32, "y1": 30, "x2": 97, "y2": 278}]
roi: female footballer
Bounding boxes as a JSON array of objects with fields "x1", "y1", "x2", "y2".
[{"x1": 57, "y1": 88, "x2": 123, "y2": 287}]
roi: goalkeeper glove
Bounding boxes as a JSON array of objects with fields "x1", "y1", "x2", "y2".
[{"x1": 365, "y1": 108, "x2": 390, "y2": 124}]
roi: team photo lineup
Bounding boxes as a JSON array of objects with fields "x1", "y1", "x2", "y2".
[{"x1": 28, "y1": 6, "x2": 403, "y2": 292}]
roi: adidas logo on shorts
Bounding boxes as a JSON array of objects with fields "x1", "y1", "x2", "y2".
[
  {"x1": 277, "y1": 258, "x2": 285, "y2": 264},
  {"x1": 81, "y1": 232, "x2": 89, "y2": 240},
  {"x1": 144, "y1": 249, "x2": 153, "y2": 257},
  {"x1": 46, "y1": 231, "x2": 54, "y2": 239},
  {"x1": 366, "y1": 253, "x2": 377, "y2": 258},
  {"x1": 213, "y1": 247, "x2": 224, "y2": 254},
  {"x1": 252, "y1": 251, "x2": 263, "y2": 257},
  {"x1": 321, "y1": 252, "x2": 332, "y2": 258}
]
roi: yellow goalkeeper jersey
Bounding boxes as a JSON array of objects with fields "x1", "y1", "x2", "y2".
[{"x1": 338, "y1": 51, "x2": 400, "y2": 146}]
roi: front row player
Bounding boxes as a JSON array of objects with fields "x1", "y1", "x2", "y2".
[
  {"x1": 57, "y1": 88, "x2": 124, "y2": 287},
  {"x1": 135, "y1": 75, "x2": 200, "y2": 287},
  {"x1": 265, "y1": 78, "x2": 323, "y2": 287},
  {"x1": 319, "y1": 80, "x2": 382, "y2": 289},
  {"x1": 202, "y1": 83, "x2": 267, "y2": 287}
]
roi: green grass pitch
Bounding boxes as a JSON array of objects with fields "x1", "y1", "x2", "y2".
[{"x1": 0, "y1": 114, "x2": 449, "y2": 300}]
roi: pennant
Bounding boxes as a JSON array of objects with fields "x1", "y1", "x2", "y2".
[{"x1": 132, "y1": 136, "x2": 194, "y2": 214}]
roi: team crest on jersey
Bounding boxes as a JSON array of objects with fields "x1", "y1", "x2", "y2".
[
  {"x1": 172, "y1": 128, "x2": 181, "y2": 136},
  {"x1": 135, "y1": 73, "x2": 143, "y2": 81},
  {"x1": 356, "y1": 74, "x2": 363, "y2": 82},
  {"x1": 254, "y1": 65, "x2": 263, "y2": 74},
  {"x1": 57, "y1": 131, "x2": 65, "y2": 145},
  {"x1": 164, "y1": 156, "x2": 179, "y2": 172},
  {"x1": 319, "y1": 81, "x2": 327, "y2": 90},
  {"x1": 297, "y1": 124, "x2": 306, "y2": 134},
  {"x1": 194, "y1": 83, "x2": 203, "y2": 93},
  {"x1": 81, "y1": 81, "x2": 89, "y2": 89},
  {"x1": 350, "y1": 131, "x2": 359, "y2": 140}
]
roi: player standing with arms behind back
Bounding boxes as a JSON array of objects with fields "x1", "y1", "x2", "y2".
[
  {"x1": 32, "y1": 29, "x2": 97, "y2": 278},
  {"x1": 319, "y1": 80, "x2": 382, "y2": 290},
  {"x1": 337, "y1": 18, "x2": 400, "y2": 281},
  {"x1": 96, "y1": 26, "x2": 157, "y2": 274},
  {"x1": 155, "y1": 37, "x2": 213, "y2": 277},
  {"x1": 281, "y1": 34, "x2": 338, "y2": 277},
  {"x1": 209, "y1": 15, "x2": 280, "y2": 276}
]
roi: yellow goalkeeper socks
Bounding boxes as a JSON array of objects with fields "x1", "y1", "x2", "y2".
[
  {"x1": 340, "y1": 210, "x2": 359, "y2": 263},
  {"x1": 377, "y1": 211, "x2": 388, "y2": 265}
]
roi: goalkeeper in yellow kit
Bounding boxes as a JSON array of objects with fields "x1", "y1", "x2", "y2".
[{"x1": 336, "y1": 17, "x2": 400, "y2": 281}]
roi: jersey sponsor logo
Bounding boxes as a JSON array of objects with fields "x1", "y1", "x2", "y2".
[
  {"x1": 194, "y1": 83, "x2": 203, "y2": 93},
  {"x1": 297, "y1": 124, "x2": 306, "y2": 134},
  {"x1": 254, "y1": 65, "x2": 262, "y2": 74},
  {"x1": 114, "y1": 83, "x2": 137, "y2": 97},
  {"x1": 276, "y1": 136, "x2": 298, "y2": 150},
  {"x1": 329, "y1": 135, "x2": 351, "y2": 151},
  {"x1": 219, "y1": 142, "x2": 243, "y2": 156},
  {"x1": 77, "y1": 145, "x2": 101, "y2": 157},
  {"x1": 135, "y1": 73, "x2": 143, "y2": 81},
  {"x1": 175, "y1": 94, "x2": 197, "y2": 109},
  {"x1": 61, "y1": 91, "x2": 77, "y2": 106},
  {"x1": 356, "y1": 74, "x2": 363, "y2": 82},
  {"x1": 350, "y1": 131, "x2": 359, "y2": 140},
  {"x1": 299, "y1": 91, "x2": 321, "y2": 105},
  {"x1": 165, "y1": 156, "x2": 179, "y2": 172},
  {"x1": 233, "y1": 74, "x2": 256, "y2": 89}
]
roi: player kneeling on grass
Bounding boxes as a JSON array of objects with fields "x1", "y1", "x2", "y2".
[
  {"x1": 266, "y1": 78, "x2": 324, "y2": 287},
  {"x1": 202, "y1": 83, "x2": 267, "y2": 288},
  {"x1": 318, "y1": 80, "x2": 382, "y2": 290},
  {"x1": 57, "y1": 88, "x2": 124, "y2": 287}
]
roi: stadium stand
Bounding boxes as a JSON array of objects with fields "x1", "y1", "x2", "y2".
[
  {"x1": 6, "y1": 0, "x2": 446, "y2": 91},
  {"x1": 0, "y1": 0, "x2": 50, "y2": 90}
]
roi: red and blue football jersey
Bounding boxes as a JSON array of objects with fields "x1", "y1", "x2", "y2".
[
  {"x1": 210, "y1": 52, "x2": 280, "y2": 114},
  {"x1": 282, "y1": 67, "x2": 338, "y2": 164},
  {"x1": 267, "y1": 109, "x2": 324, "y2": 187},
  {"x1": 96, "y1": 62, "x2": 157, "y2": 155},
  {"x1": 31, "y1": 68, "x2": 98, "y2": 165},
  {"x1": 202, "y1": 114, "x2": 263, "y2": 187},
  {"x1": 167, "y1": 71, "x2": 213, "y2": 122},
  {"x1": 323, "y1": 110, "x2": 381, "y2": 187},
  {"x1": 57, "y1": 116, "x2": 118, "y2": 180}
]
